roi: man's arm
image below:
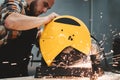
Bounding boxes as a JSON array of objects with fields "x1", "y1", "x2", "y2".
[{"x1": 4, "y1": 12, "x2": 58, "y2": 31}]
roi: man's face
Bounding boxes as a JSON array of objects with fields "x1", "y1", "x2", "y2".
[{"x1": 29, "y1": 0, "x2": 54, "y2": 16}]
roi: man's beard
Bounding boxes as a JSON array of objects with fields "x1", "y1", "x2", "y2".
[{"x1": 26, "y1": 0, "x2": 37, "y2": 16}]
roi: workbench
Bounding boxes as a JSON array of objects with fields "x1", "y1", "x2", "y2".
[{"x1": 3, "y1": 72, "x2": 120, "y2": 80}]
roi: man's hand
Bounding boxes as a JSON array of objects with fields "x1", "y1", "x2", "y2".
[
  {"x1": 37, "y1": 12, "x2": 59, "y2": 38},
  {"x1": 42, "y1": 12, "x2": 59, "y2": 25}
]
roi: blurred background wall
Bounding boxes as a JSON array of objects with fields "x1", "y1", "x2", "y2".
[{"x1": 40, "y1": 0, "x2": 120, "y2": 53}]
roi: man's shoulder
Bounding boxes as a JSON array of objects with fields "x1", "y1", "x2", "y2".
[
  {"x1": 0, "y1": 0, "x2": 27, "y2": 15},
  {"x1": 0, "y1": 0, "x2": 27, "y2": 8}
]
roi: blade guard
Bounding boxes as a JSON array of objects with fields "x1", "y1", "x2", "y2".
[{"x1": 39, "y1": 15, "x2": 91, "y2": 66}]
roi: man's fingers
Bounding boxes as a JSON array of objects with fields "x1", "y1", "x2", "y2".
[{"x1": 48, "y1": 12, "x2": 59, "y2": 19}]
